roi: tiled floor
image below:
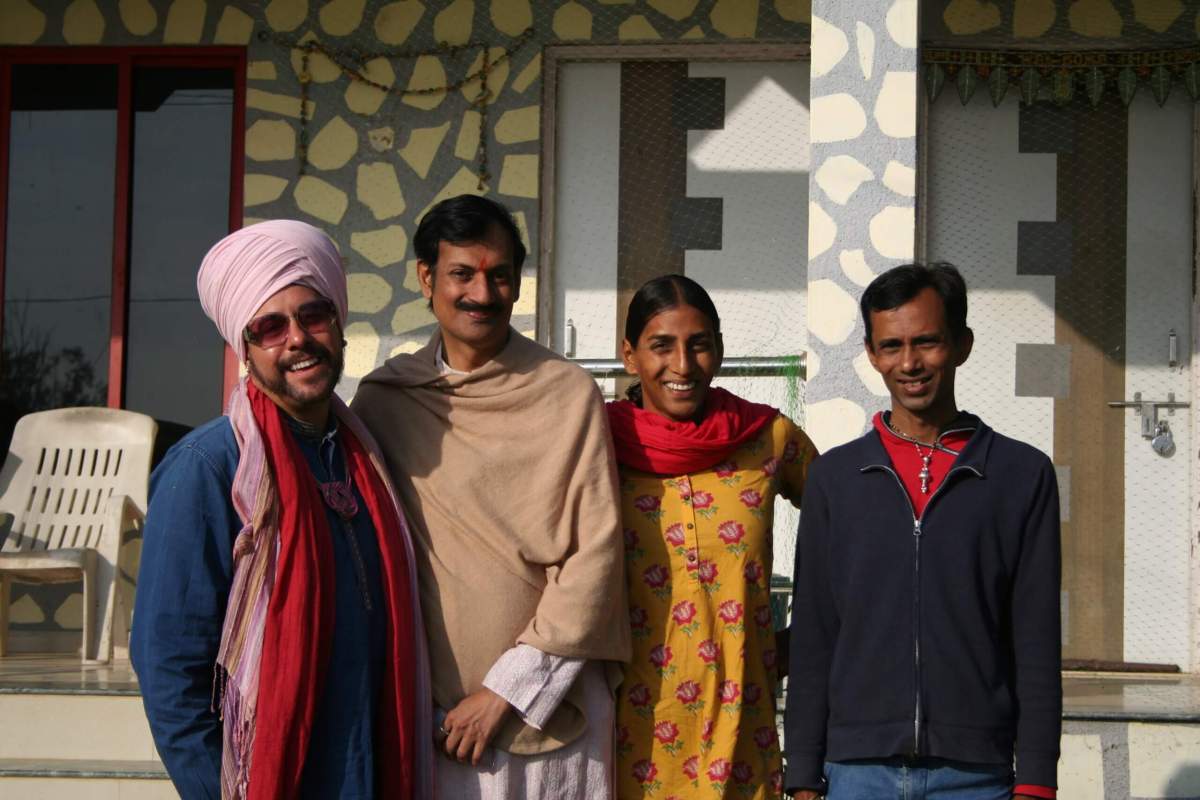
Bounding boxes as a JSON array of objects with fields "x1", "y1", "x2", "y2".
[
  {"x1": 1063, "y1": 670, "x2": 1200, "y2": 722},
  {"x1": 0, "y1": 759, "x2": 165, "y2": 778},
  {"x1": 0, "y1": 654, "x2": 139, "y2": 695}
]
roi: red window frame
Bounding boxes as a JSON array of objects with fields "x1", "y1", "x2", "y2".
[{"x1": 0, "y1": 46, "x2": 247, "y2": 410}]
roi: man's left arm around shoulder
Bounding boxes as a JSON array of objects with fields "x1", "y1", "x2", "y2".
[{"x1": 1009, "y1": 457, "x2": 1063, "y2": 795}]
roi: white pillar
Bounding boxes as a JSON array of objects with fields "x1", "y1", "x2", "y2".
[{"x1": 805, "y1": 0, "x2": 920, "y2": 452}]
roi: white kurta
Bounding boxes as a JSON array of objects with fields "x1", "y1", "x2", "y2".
[{"x1": 434, "y1": 645, "x2": 615, "y2": 800}]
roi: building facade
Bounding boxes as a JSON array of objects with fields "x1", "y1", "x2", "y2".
[{"x1": 2, "y1": 1, "x2": 1199, "y2": 795}]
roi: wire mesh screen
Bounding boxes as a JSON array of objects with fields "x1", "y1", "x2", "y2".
[{"x1": 924, "y1": 53, "x2": 1194, "y2": 669}]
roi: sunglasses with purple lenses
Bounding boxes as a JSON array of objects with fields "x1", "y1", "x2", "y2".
[{"x1": 243, "y1": 299, "x2": 338, "y2": 348}]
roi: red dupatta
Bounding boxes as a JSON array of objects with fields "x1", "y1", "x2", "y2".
[
  {"x1": 606, "y1": 386, "x2": 778, "y2": 475},
  {"x1": 244, "y1": 384, "x2": 416, "y2": 799}
]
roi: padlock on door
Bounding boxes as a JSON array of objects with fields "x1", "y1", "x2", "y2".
[{"x1": 1151, "y1": 420, "x2": 1176, "y2": 457}]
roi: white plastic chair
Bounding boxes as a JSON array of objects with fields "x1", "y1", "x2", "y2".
[{"x1": 0, "y1": 408, "x2": 156, "y2": 663}]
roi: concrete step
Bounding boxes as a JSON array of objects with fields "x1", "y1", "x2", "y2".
[
  {"x1": 0, "y1": 692, "x2": 158, "y2": 762},
  {"x1": 0, "y1": 759, "x2": 174, "y2": 799},
  {"x1": 0, "y1": 655, "x2": 159, "y2": 763},
  {"x1": 0, "y1": 657, "x2": 174, "y2": 797}
]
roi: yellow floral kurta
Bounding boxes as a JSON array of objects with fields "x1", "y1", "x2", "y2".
[{"x1": 615, "y1": 414, "x2": 816, "y2": 800}]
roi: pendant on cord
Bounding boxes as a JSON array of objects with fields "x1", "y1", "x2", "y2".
[
  {"x1": 320, "y1": 480, "x2": 359, "y2": 520},
  {"x1": 913, "y1": 442, "x2": 933, "y2": 495}
]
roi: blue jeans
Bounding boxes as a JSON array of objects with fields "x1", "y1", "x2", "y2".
[{"x1": 825, "y1": 757, "x2": 1013, "y2": 800}]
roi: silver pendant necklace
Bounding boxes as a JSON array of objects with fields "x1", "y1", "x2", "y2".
[
  {"x1": 883, "y1": 414, "x2": 953, "y2": 495},
  {"x1": 912, "y1": 441, "x2": 933, "y2": 494},
  {"x1": 883, "y1": 413, "x2": 973, "y2": 496}
]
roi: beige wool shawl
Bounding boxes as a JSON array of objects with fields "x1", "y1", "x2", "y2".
[{"x1": 352, "y1": 329, "x2": 630, "y2": 753}]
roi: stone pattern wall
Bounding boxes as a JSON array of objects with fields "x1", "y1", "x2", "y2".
[
  {"x1": 801, "y1": 0, "x2": 918, "y2": 453},
  {"x1": 925, "y1": 0, "x2": 1198, "y2": 43},
  {"x1": 0, "y1": 0, "x2": 810, "y2": 636},
  {"x1": 1, "y1": 0, "x2": 812, "y2": 396}
]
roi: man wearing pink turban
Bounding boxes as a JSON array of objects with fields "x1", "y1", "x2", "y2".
[{"x1": 130, "y1": 221, "x2": 432, "y2": 800}]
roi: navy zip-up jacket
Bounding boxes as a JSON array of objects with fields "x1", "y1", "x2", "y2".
[{"x1": 784, "y1": 415, "x2": 1062, "y2": 791}]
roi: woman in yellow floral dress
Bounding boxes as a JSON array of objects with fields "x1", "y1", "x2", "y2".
[{"x1": 607, "y1": 275, "x2": 817, "y2": 800}]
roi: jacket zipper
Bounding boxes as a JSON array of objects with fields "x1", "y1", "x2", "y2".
[{"x1": 861, "y1": 462, "x2": 980, "y2": 755}]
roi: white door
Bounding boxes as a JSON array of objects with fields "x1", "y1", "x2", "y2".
[{"x1": 927, "y1": 86, "x2": 1194, "y2": 670}]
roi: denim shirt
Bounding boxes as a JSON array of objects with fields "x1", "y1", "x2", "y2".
[{"x1": 130, "y1": 415, "x2": 385, "y2": 800}]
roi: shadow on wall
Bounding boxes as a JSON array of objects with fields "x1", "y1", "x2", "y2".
[{"x1": 1165, "y1": 762, "x2": 1200, "y2": 799}]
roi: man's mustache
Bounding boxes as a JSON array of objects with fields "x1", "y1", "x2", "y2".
[
  {"x1": 455, "y1": 300, "x2": 504, "y2": 314},
  {"x1": 281, "y1": 342, "x2": 334, "y2": 368}
]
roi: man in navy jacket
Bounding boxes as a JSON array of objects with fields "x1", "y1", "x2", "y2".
[{"x1": 785, "y1": 263, "x2": 1061, "y2": 800}]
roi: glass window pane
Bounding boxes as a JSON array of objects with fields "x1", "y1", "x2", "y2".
[
  {"x1": 2, "y1": 64, "x2": 117, "y2": 425},
  {"x1": 125, "y1": 67, "x2": 233, "y2": 428}
]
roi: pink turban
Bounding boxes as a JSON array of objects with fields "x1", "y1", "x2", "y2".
[{"x1": 197, "y1": 220, "x2": 347, "y2": 362}]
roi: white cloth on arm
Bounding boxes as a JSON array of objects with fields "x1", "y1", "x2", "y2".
[
  {"x1": 483, "y1": 644, "x2": 585, "y2": 730},
  {"x1": 435, "y1": 658, "x2": 614, "y2": 800}
]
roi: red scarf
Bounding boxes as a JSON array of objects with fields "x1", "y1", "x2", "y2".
[
  {"x1": 246, "y1": 385, "x2": 416, "y2": 799},
  {"x1": 606, "y1": 387, "x2": 779, "y2": 475}
]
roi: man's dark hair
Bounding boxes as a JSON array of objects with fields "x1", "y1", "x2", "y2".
[
  {"x1": 413, "y1": 193, "x2": 527, "y2": 272},
  {"x1": 860, "y1": 262, "x2": 970, "y2": 345}
]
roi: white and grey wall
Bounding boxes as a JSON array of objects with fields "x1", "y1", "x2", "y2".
[{"x1": 804, "y1": 0, "x2": 919, "y2": 453}]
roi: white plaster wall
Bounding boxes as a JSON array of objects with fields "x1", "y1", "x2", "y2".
[
  {"x1": 1128, "y1": 723, "x2": 1200, "y2": 797},
  {"x1": 1059, "y1": 733, "x2": 1106, "y2": 799},
  {"x1": 1123, "y1": 92, "x2": 1193, "y2": 670},
  {"x1": 1192, "y1": 292, "x2": 1200, "y2": 674},
  {"x1": 552, "y1": 62, "x2": 620, "y2": 365},
  {"x1": 926, "y1": 91, "x2": 1058, "y2": 454},
  {"x1": 686, "y1": 61, "x2": 810, "y2": 364},
  {"x1": 687, "y1": 61, "x2": 811, "y2": 579}
]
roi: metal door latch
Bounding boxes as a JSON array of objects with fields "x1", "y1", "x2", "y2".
[
  {"x1": 563, "y1": 318, "x2": 577, "y2": 358},
  {"x1": 1107, "y1": 392, "x2": 1191, "y2": 439}
]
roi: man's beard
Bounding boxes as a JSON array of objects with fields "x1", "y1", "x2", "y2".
[{"x1": 248, "y1": 341, "x2": 344, "y2": 411}]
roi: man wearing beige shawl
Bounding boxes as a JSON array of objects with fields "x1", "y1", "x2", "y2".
[{"x1": 353, "y1": 195, "x2": 630, "y2": 799}]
